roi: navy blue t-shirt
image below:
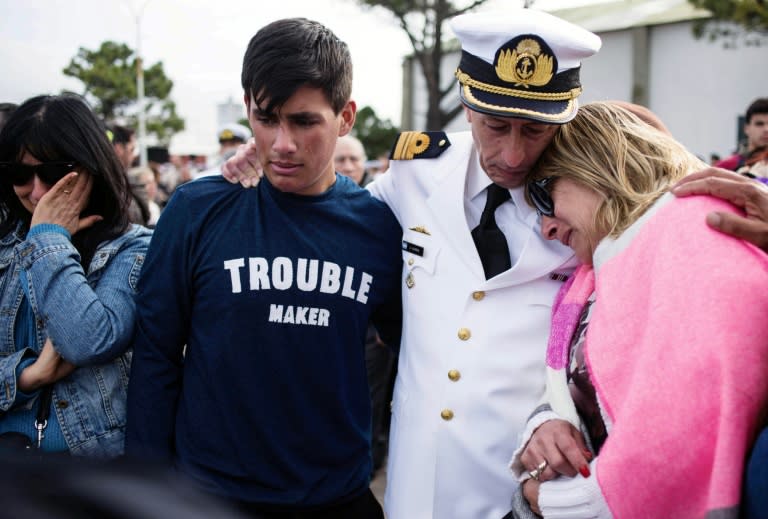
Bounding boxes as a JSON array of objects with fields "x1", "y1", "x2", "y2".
[{"x1": 126, "y1": 174, "x2": 402, "y2": 506}]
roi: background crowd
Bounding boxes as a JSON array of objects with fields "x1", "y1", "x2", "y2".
[{"x1": 0, "y1": 7, "x2": 766, "y2": 519}]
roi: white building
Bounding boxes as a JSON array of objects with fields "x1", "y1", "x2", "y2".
[
  {"x1": 217, "y1": 96, "x2": 246, "y2": 129},
  {"x1": 401, "y1": 0, "x2": 768, "y2": 160}
]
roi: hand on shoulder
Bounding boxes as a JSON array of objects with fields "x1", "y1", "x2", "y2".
[
  {"x1": 673, "y1": 167, "x2": 768, "y2": 252},
  {"x1": 220, "y1": 138, "x2": 262, "y2": 188}
]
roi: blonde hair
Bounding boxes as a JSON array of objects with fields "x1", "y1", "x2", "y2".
[{"x1": 528, "y1": 101, "x2": 706, "y2": 237}]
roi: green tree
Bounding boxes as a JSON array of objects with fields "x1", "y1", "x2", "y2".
[
  {"x1": 63, "y1": 41, "x2": 184, "y2": 144},
  {"x1": 355, "y1": 0, "x2": 495, "y2": 130},
  {"x1": 352, "y1": 105, "x2": 401, "y2": 159},
  {"x1": 688, "y1": 0, "x2": 768, "y2": 47}
]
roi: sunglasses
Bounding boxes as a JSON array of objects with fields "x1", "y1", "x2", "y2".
[
  {"x1": 0, "y1": 161, "x2": 77, "y2": 187},
  {"x1": 528, "y1": 177, "x2": 556, "y2": 217}
]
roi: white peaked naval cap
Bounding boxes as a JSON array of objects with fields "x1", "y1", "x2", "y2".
[{"x1": 451, "y1": 9, "x2": 602, "y2": 123}]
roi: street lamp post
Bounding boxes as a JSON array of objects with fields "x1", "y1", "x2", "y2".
[
  {"x1": 136, "y1": 19, "x2": 147, "y2": 167},
  {"x1": 125, "y1": 0, "x2": 152, "y2": 167}
]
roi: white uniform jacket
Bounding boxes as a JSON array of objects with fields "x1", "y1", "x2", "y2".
[{"x1": 367, "y1": 131, "x2": 576, "y2": 519}]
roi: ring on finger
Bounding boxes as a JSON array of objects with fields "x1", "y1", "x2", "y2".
[{"x1": 528, "y1": 460, "x2": 548, "y2": 481}]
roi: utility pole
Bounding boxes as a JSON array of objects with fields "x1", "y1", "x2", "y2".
[{"x1": 124, "y1": 0, "x2": 153, "y2": 167}]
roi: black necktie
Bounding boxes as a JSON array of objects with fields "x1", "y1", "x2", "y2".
[{"x1": 472, "y1": 184, "x2": 511, "y2": 279}]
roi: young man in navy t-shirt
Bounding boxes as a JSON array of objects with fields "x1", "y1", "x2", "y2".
[{"x1": 126, "y1": 18, "x2": 401, "y2": 519}]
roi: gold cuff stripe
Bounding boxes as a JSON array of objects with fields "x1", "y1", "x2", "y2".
[{"x1": 456, "y1": 70, "x2": 582, "y2": 101}]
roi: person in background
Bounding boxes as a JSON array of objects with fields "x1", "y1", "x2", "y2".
[
  {"x1": 127, "y1": 166, "x2": 162, "y2": 227},
  {"x1": 374, "y1": 153, "x2": 389, "y2": 179},
  {"x1": 107, "y1": 123, "x2": 151, "y2": 226},
  {"x1": 362, "y1": 152, "x2": 390, "y2": 181},
  {"x1": 107, "y1": 124, "x2": 137, "y2": 170},
  {"x1": 223, "y1": 9, "x2": 601, "y2": 518},
  {"x1": 217, "y1": 123, "x2": 251, "y2": 162},
  {"x1": 126, "y1": 18, "x2": 401, "y2": 519},
  {"x1": 146, "y1": 146, "x2": 174, "y2": 207},
  {"x1": 716, "y1": 97, "x2": 768, "y2": 171},
  {"x1": 510, "y1": 101, "x2": 768, "y2": 518},
  {"x1": 334, "y1": 135, "x2": 373, "y2": 187},
  {"x1": 195, "y1": 123, "x2": 252, "y2": 179},
  {"x1": 738, "y1": 147, "x2": 768, "y2": 181},
  {"x1": 0, "y1": 94, "x2": 151, "y2": 458},
  {"x1": 168, "y1": 154, "x2": 198, "y2": 184}
]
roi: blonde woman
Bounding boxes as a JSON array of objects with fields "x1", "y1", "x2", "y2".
[{"x1": 510, "y1": 102, "x2": 768, "y2": 518}]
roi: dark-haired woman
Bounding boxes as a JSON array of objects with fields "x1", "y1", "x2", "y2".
[{"x1": 0, "y1": 94, "x2": 151, "y2": 458}]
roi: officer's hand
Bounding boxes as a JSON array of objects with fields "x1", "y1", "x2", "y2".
[
  {"x1": 522, "y1": 479, "x2": 542, "y2": 517},
  {"x1": 221, "y1": 138, "x2": 262, "y2": 188},
  {"x1": 673, "y1": 167, "x2": 768, "y2": 252},
  {"x1": 520, "y1": 419, "x2": 591, "y2": 482}
]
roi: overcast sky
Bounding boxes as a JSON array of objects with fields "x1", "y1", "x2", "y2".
[{"x1": 1, "y1": 0, "x2": 592, "y2": 155}]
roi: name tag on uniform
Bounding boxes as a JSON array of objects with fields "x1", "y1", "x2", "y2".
[{"x1": 402, "y1": 240, "x2": 424, "y2": 257}]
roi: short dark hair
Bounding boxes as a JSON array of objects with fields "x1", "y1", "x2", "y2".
[
  {"x1": 107, "y1": 123, "x2": 135, "y2": 145},
  {"x1": 746, "y1": 97, "x2": 768, "y2": 124},
  {"x1": 241, "y1": 18, "x2": 352, "y2": 115},
  {"x1": 0, "y1": 94, "x2": 131, "y2": 266}
]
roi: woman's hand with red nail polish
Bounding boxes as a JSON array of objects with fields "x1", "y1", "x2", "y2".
[{"x1": 520, "y1": 419, "x2": 592, "y2": 481}]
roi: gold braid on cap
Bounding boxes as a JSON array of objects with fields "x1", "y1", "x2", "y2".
[
  {"x1": 460, "y1": 84, "x2": 576, "y2": 122},
  {"x1": 455, "y1": 69, "x2": 581, "y2": 101}
]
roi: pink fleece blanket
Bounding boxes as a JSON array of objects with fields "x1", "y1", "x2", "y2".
[{"x1": 585, "y1": 195, "x2": 768, "y2": 517}]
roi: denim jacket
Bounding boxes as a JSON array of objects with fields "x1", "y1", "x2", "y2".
[{"x1": 0, "y1": 222, "x2": 152, "y2": 458}]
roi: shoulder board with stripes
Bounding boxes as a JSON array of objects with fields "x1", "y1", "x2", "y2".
[{"x1": 389, "y1": 131, "x2": 451, "y2": 160}]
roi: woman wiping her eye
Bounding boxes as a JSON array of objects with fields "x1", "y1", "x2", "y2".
[{"x1": 0, "y1": 94, "x2": 151, "y2": 458}]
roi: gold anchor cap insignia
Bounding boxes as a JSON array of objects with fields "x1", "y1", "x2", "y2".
[{"x1": 495, "y1": 35, "x2": 555, "y2": 88}]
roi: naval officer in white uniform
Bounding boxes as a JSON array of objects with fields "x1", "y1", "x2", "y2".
[
  {"x1": 365, "y1": 9, "x2": 601, "y2": 519},
  {"x1": 220, "y1": 9, "x2": 601, "y2": 518}
]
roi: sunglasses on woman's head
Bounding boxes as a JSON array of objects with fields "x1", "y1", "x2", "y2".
[
  {"x1": 528, "y1": 177, "x2": 556, "y2": 217},
  {"x1": 0, "y1": 161, "x2": 77, "y2": 187}
]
